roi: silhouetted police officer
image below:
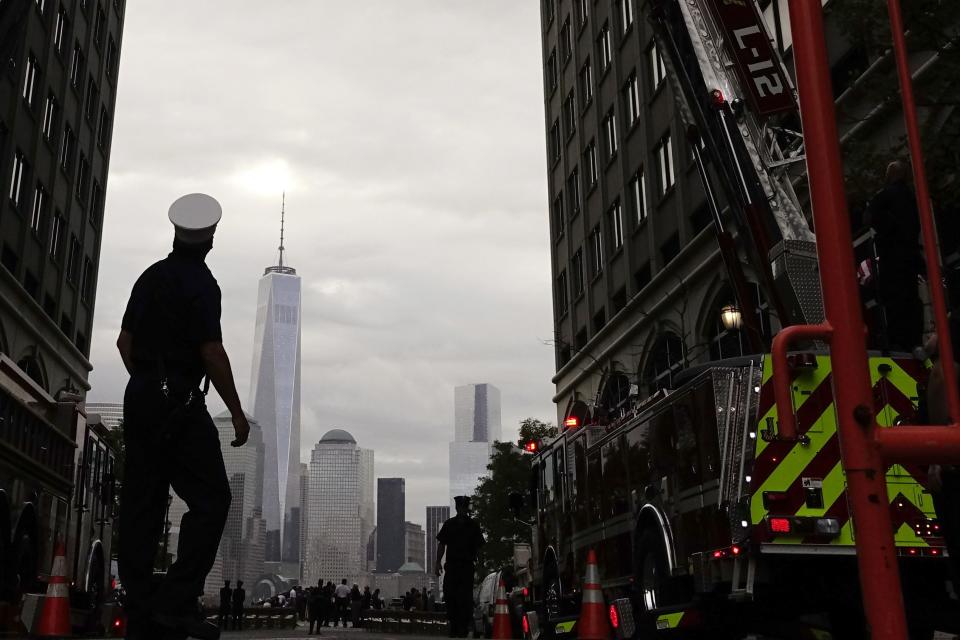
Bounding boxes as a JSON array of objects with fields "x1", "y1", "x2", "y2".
[
  {"x1": 231, "y1": 580, "x2": 246, "y2": 630},
  {"x1": 436, "y1": 496, "x2": 485, "y2": 638},
  {"x1": 218, "y1": 580, "x2": 232, "y2": 629},
  {"x1": 117, "y1": 194, "x2": 249, "y2": 640}
]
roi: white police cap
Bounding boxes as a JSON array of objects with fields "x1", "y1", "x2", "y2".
[{"x1": 168, "y1": 193, "x2": 222, "y2": 244}]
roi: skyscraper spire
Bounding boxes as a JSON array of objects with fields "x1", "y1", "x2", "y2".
[
  {"x1": 278, "y1": 192, "x2": 286, "y2": 269},
  {"x1": 266, "y1": 193, "x2": 295, "y2": 276}
]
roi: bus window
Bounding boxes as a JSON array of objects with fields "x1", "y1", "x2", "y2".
[
  {"x1": 625, "y1": 421, "x2": 651, "y2": 504},
  {"x1": 674, "y1": 401, "x2": 701, "y2": 490},
  {"x1": 572, "y1": 437, "x2": 588, "y2": 528},
  {"x1": 601, "y1": 436, "x2": 630, "y2": 517},
  {"x1": 586, "y1": 448, "x2": 603, "y2": 522},
  {"x1": 694, "y1": 381, "x2": 720, "y2": 481}
]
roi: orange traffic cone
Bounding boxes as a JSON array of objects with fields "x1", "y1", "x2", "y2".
[
  {"x1": 492, "y1": 578, "x2": 513, "y2": 639},
  {"x1": 35, "y1": 541, "x2": 70, "y2": 637},
  {"x1": 577, "y1": 549, "x2": 609, "y2": 640}
]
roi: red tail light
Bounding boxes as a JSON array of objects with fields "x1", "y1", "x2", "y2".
[
  {"x1": 522, "y1": 587, "x2": 529, "y2": 598},
  {"x1": 769, "y1": 517, "x2": 792, "y2": 534},
  {"x1": 564, "y1": 417, "x2": 579, "y2": 429},
  {"x1": 113, "y1": 618, "x2": 122, "y2": 628},
  {"x1": 608, "y1": 604, "x2": 619, "y2": 629},
  {"x1": 522, "y1": 614, "x2": 530, "y2": 635},
  {"x1": 731, "y1": 545, "x2": 741, "y2": 556}
]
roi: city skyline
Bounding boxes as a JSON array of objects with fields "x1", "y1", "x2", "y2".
[{"x1": 83, "y1": 1, "x2": 556, "y2": 522}]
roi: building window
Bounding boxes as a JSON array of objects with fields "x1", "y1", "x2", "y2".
[
  {"x1": 85, "y1": 77, "x2": 99, "y2": 121},
  {"x1": 579, "y1": 58, "x2": 593, "y2": 106},
  {"x1": 572, "y1": 248, "x2": 584, "y2": 297},
  {"x1": 649, "y1": 41, "x2": 666, "y2": 90},
  {"x1": 602, "y1": 108, "x2": 618, "y2": 160},
  {"x1": 70, "y1": 42, "x2": 84, "y2": 88},
  {"x1": 549, "y1": 119, "x2": 561, "y2": 164},
  {"x1": 552, "y1": 193, "x2": 565, "y2": 240},
  {"x1": 93, "y1": 6, "x2": 106, "y2": 47},
  {"x1": 643, "y1": 333, "x2": 685, "y2": 396},
  {"x1": 560, "y1": 17, "x2": 572, "y2": 61},
  {"x1": 619, "y1": 0, "x2": 634, "y2": 33},
  {"x1": 60, "y1": 125, "x2": 75, "y2": 171},
  {"x1": 90, "y1": 180, "x2": 103, "y2": 227},
  {"x1": 598, "y1": 23, "x2": 612, "y2": 72},
  {"x1": 584, "y1": 141, "x2": 598, "y2": 187},
  {"x1": 589, "y1": 225, "x2": 603, "y2": 276},
  {"x1": 49, "y1": 211, "x2": 65, "y2": 260},
  {"x1": 608, "y1": 200, "x2": 624, "y2": 250},
  {"x1": 563, "y1": 90, "x2": 576, "y2": 139},
  {"x1": 67, "y1": 235, "x2": 81, "y2": 283},
  {"x1": 76, "y1": 154, "x2": 89, "y2": 203},
  {"x1": 567, "y1": 168, "x2": 581, "y2": 216},
  {"x1": 556, "y1": 270, "x2": 569, "y2": 318},
  {"x1": 30, "y1": 184, "x2": 47, "y2": 235},
  {"x1": 543, "y1": 0, "x2": 555, "y2": 25},
  {"x1": 81, "y1": 257, "x2": 94, "y2": 303},
  {"x1": 629, "y1": 170, "x2": 648, "y2": 224},
  {"x1": 624, "y1": 73, "x2": 641, "y2": 126},
  {"x1": 8, "y1": 151, "x2": 26, "y2": 207},
  {"x1": 654, "y1": 133, "x2": 675, "y2": 195},
  {"x1": 42, "y1": 93, "x2": 58, "y2": 140},
  {"x1": 54, "y1": 7, "x2": 67, "y2": 52},
  {"x1": 22, "y1": 55, "x2": 39, "y2": 106},
  {"x1": 97, "y1": 106, "x2": 111, "y2": 149},
  {"x1": 106, "y1": 36, "x2": 118, "y2": 79},
  {"x1": 576, "y1": 0, "x2": 588, "y2": 29},
  {"x1": 546, "y1": 49, "x2": 557, "y2": 93}
]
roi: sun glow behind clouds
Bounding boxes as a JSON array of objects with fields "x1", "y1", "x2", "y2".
[{"x1": 231, "y1": 158, "x2": 298, "y2": 196}]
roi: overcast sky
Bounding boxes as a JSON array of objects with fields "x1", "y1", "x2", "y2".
[{"x1": 87, "y1": 2, "x2": 555, "y2": 526}]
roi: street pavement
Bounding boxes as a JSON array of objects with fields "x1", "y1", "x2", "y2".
[{"x1": 91, "y1": 624, "x2": 444, "y2": 640}]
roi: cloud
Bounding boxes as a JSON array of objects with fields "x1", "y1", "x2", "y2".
[{"x1": 88, "y1": 1, "x2": 555, "y2": 526}]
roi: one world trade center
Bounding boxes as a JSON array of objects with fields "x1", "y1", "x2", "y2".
[{"x1": 249, "y1": 202, "x2": 302, "y2": 569}]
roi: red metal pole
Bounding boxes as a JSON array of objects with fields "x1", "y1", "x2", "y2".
[
  {"x1": 885, "y1": 0, "x2": 960, "y2": 423},
  {"x1": 787, "y1": 2, "x2": 909, "y2": 638}
]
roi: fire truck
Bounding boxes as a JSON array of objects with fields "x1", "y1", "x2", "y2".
[
  {"x1": 0, "y1": 354, "x2": 118, "y2": 633},
  {"x1": 517, "y1": 0, "x2": 955, "y2": 637}
]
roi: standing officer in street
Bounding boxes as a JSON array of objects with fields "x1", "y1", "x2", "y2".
[
  {"x1": 231, "y1": 580, "x2": 246, "y2": 631},
  {"x1": 117, "y1": 193, "x2": 249, "y2": 640},
  {"x1": 217, "y1": 580, "x2": 232, "y2": 629},
  {"x1": 436, "y1": 496, "x2": 485, "y2": 638}
]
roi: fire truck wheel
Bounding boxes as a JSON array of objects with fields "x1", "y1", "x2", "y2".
[{"x1": 634, "y1": 528, "x2": 685, "y2": 612}]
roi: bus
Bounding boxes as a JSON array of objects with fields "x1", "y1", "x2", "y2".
[
  {"x1": 519, "y1": 353, "x2": 951, "y2": 637},
  {"x1": 0, "y1": 354, "x2": 116, "y2": 633}
]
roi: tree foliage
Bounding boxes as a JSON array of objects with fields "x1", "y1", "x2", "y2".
[{"x1": 471, "y1": 418, "x2": 557, "y2": 579}]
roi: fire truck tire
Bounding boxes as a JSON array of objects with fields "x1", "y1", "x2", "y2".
[{"x1": 634, "y1": 528, "x2": 686, "y2": 612}]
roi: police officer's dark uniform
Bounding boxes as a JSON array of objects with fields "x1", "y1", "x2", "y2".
[
  {"x1": 118, "y1": 194, "x2": 247, "y2": 640},
  {"x1": 231, "y1": 581, "x2": 246, "y2": 630},
  {"x1": 436, "y1": 496, "x2": 485, "y2": 638},
  {"x1": 218, "y1": 581, "x2": 232, "y2": 629}
]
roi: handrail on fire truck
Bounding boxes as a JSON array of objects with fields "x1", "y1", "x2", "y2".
[{"x1": 774, "y1": 1, "x2": 960, "y2": 638}]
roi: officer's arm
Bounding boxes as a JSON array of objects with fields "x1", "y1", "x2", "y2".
[
  {"x1": 116, "y1": 330, "x2": 135, "y2": 376},
  {"x1": 435, "y1": 542, "x2": 445, "y2": 576},
  {"x1": 200, "y1": 341, "x2": 249, "y2": 446}
]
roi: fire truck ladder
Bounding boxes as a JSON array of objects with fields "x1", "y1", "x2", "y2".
[{"x1": 648, "y1": 0, "x2": 823, "y2": 348}]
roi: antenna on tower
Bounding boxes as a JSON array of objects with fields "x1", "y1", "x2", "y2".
[{"x1": 278, "y1": 192, "x2": 286, "y2": 269}]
